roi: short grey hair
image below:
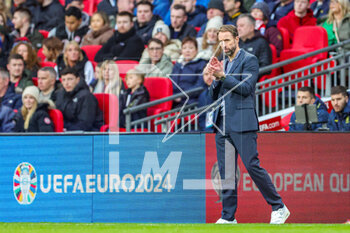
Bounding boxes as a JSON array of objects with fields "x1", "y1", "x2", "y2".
[
  {"x1": 238, "y1": 13, "x2": 256, "y2": 26},
  {"x1": 39, "y1": 67, "x2": 57, "y2": 80},
  {"x1": 0, "y1": 68, "x2": 10, "y2": 79}
]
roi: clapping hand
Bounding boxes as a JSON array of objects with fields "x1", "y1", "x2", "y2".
[{"x1": 205, "y1": 57, "x2": 225, "y2": 81}]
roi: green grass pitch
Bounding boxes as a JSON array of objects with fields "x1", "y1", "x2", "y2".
[{"x1": 0, "y1": 223, "x2": 349, "y2": 233}]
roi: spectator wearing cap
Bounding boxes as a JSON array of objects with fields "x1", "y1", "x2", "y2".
[
  {"x1": 10, "y1": 7, "x2": 44, "y2": 49},
  {"x1": 81, "y1": 11, "x2": 114, "y2": 46},
  {"x1": 138, "y1": 38, "x2": 174, "y2": 78},
  {"x1": 277, "y1": 0, "x2": 317, "y2": 42},
  {"x1": 55, "y1": 67, "x2": 104, "y2": 131},
  {"x1": 7, "y1": 54, "x2": 33, "y2": 94},
  {"x1": 267, "y1": 0, "x2": 294, "y2": 27},
  {"x1": 134, "y1": 1, "x2": 163, "y2": 45},
  {"x1": 182, "y1": 0, "x2": 207, "y2": 28},
  {"x1": 250, "y1": 1, "x2": 283, "y2": 56},
  {"x1": 65, "y1": 0, "x2": 90, "y2": 28},
  {"x1": 223, "y1": 0, "x2": 247, "y2": 26},
  {"x1": 170, "y1": 4, "x2": 197, "y2": 40},
  {"x1": 95, "y1": 11, "x2": 144, "y2": 62},
  {"x1": 0, "y1": 68, "x2": 22, "y2": 110},
  {"x1": 33, "y1": 0, "x2": 65, "y2": 31},
  {"x1": 311, "y1": 0, "x2": 330, "y2": 20},
  {"x1": 197, "y1": 0, "x2": 227, "y2": 37},
  {"x1": 140, "y1": 21, "x2": 182, "y2": 63},
  {"x1": 237, "y1": 14, "x2": 272, "y2": 75},
  {"x1": 196, "y1": 16, "x2": 223, "y2": 60},
  {"x1": 13, "y1": 85, "x2": 55, "y2": 132},
  {"x1": 48, "y1": 6, "x2": 89, "y2": 45}
]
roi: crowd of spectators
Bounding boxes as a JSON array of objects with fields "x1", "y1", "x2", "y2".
[{"x1": 0, "y1": 0, "x2": 349, "y2": 133}]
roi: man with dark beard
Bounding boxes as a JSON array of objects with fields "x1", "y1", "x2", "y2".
[{"x1": 205, "y1": 24, "x2": 290, "y2": 224}]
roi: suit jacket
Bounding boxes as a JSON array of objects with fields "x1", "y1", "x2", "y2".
[{"x1": 209, "y1": 49, "x2": 259, "y2": 133}]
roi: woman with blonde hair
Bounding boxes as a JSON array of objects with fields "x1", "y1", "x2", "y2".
[
  {"x1": 322, "y1": 0, "x2": 350, "y2": 49},
  {"x1": 55, "y1": 40, "x2": 94, "y2": 85},
  {"x1": 196, "y1": 16, "x2": 223, "y2": 61},
  {"x1": 10, "y1": 42, "x2": 40, "y2": 77},
  {"x1": 93, "y1": 60, "x2": 125, "y2": 97},
  {"x1": 14, "y1": 86, "x2": 55, "y2": 132}
]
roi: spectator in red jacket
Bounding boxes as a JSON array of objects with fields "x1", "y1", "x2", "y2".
[{"x1": 277, "y1": 0, "x2": 317, "y2": 42}]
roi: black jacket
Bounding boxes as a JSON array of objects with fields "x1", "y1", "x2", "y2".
[
  {"x1": 170, "y1": 23, "x2": 197, "y2": 40},
  {"x1": 33, "y1": 0, "x2": 65, "y2": 31},
  {"x1": 0, "y1": 33, "x2": 13, "y2": 68},
  {"x1": 14, "y1": 102, "x2": 54, "y2": 132},
  {"x1": 10, "y1": 24, "x2": 44, "y2": 49},
  {"x1": 54, "y1": 23, "x2": 89, "y2": 45},
  {"x1": 94, "y1": 28, "x2": 144, "y2": 62},
  {"x1": 187, "y1": 5, "x2": 207, "y2": 28},
  {"x1": 55, "y1": 81, "x2": 104, "y2": 131},
  {"x1": 134, "y1": 15, "x2": 161, "y2": 45},
  {"x1": 239, "y1": 31, "x2": 272, "y2": 73},
  {"x1": 120, "y1": 85, "x2": 150, "y2": 128}
]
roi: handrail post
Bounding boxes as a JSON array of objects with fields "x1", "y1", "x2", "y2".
[{"x1": 125, "y1": 114, "x2": 131, "y2": 132}]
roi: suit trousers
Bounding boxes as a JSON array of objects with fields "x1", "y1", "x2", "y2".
[{"x1": 215, "y1": 129, "x2": 284, "y2": 221}]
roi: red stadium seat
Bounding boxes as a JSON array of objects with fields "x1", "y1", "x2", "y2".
[
  {"x1": 143, "y1": 77, "x2": 173, "y2": 116},
  {"x1": 94, "y1": 93, "x2": 119, "y2": 132},
  {"x1": 32, "y1": 77, "x2": 38, "y2": 86},
  {"x1": 39, "y1": 30, "x2": 49, "y2": 39},
  {"x1": 49, "y1": 109, "x2": 64, "y2": 132},
  {"x1": 278, "y1": 27, "x2": 291, "y2": 50},
  {"x1": 115, "y1": 60, "x2": 139, "y2": 78},
  {"x1": 83, "y1": 0, "x2": 97, "y2": 15},
  {"x1": 259, "y1": 74, "x2": 283, "y2": 108},
  {"x1": 58, "y1": 0, "x2": 65, "y2": 6},
  {"x1": 81, "y1": 45, "x2": 102, "y2": 61},
  {"x1": 280, "y1": 26, "x2": 328, "y2": 88},
  {"x1": 269, "y1": 44, "x2": 281, "y2": 77},
  {"x1": 40, "y1": 61, "x2": 56, "y2": 68}
]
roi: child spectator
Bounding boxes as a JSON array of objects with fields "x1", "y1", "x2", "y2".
[
  {"x1": 81, "y1": 11, "x2": 114, "y2": 46},
  {"x1": 42, "y1": 37, "x2": 64, "y2": 63},
  {"x1": 322, "y1": 0, "x2": 350, "y2": 50},
  {"x1": 55, "y1": 41, "x2": 95, "y2": 86},
  {"x1": 119, "y1": 69, "x2": 150, "y2": 128},
  {"x1": 93, "y1": 60, "x2": 126, "y2": 98},
  {"x1": 196, "y1": 16, "x2": 223, "y2": 61},
  {"x1": 48, "y1": 6, "x2": 89, "y2": 45},
  {"x1": 250, "y1": 1, "x2": 283, "y2": 56},
  {"x1": 277, "y1": 0, "x2": 317, "y2": 42},
  {"x1": 171, "y1": 37, "x2": 207, "y2": 108},
  {"x1": 13, "y1": 85, "x2": 55, "y2": 132},
  {"x1": 10, "y1": 42, "x2": 40, "y2": 77}
]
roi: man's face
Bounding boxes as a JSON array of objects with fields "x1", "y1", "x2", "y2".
[
  {"x1": 12, "y1": 12, "x2": 24, "y2": 29},
  {"x1": 218, "y1": 31, "x2": 239, "y2": 57},
  {"x1": 207, "y1": 8, "x2": 224, "y2": 20},
  {"x1": 137, "y1": 4, "x2": 153, "y2": 25},
  {"x1": 61, "y1": 73, "x2": 80, "y2": 92},
  {"x1": 296, "y1": 91, "x2": 315, "y2": 106},
  {"x1": 331, "y1": 93, "x2": 349, "y2": 113},
  {"x1": 118, "y1": 0, "x2": 135, "y2": 13},
  {"x1": 223, "y1": 0, "x2": 237, "y2": 12},
  {"x1": 0, "y1": 77, "x2": 9, "y2": 92},
  {"x1": 7, "y1": 59, "x2": 24, "y2": 78},
  {"x1": 180, "y1": 0, "x2": 196, "y2": 13},
  {"x1": 148, "y1": 41, "x2": 163, "y2": 63},
  {"x1": 294, "y1": 0, "x2": 309, "y2": 15},
  {"x1": 65, "y1": 15, "x2": 82, "y2": 32},
  {"x1": 116, "y1": 15, "x2": 134, "y2": 34},
  {"x1": 171, "y1": 9, "x2": 187, "y2": 30},
  {"x1": 237, "y1": 17, "x2": 254, "y2": 40},
  {"x1": 38, "y1": 70, "x2": 55, "y2": 92}
]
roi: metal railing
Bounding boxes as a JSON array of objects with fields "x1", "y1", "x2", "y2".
[{"x1": 124, "y1": 39, "x2": 350, "y2": 132}]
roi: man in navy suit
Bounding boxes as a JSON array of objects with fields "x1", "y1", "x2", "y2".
[{"x1": 205, "y1": 24, "x2": 290, "y2": 224}]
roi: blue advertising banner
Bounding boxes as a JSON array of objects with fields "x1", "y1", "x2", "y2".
[{"x1": 0, "y1": 134, "x2": 206, "y2": 223}]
